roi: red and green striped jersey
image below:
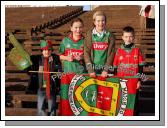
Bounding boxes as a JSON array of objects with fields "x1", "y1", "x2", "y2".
[
  {"x1": 59, "y1": 36, "x2": 84, "y2": 73},
  {"x1": 113, "y1": 44, "x2": 145, "y2": 77},
  {"x1": 59, "y1": 73, "x2": 138, "y2": 116},
  {"x1": 92, "y1": 31, "x2": 111, "y2": 66}
]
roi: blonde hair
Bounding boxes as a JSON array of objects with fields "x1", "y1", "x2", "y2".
[{"x1": 93, "y1": 11, "x2": 106, "y2": 21}]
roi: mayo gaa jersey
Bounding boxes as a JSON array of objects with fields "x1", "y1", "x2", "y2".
[
  {"x1": 113, "y1": 44, "x2": 145, "y2": 77},
  {"x1": 59, "y1": 36, "x2": 84, "y2": 73},
  {"x1": 92, "y1": 31, "x2": 111, "y2": 66}
]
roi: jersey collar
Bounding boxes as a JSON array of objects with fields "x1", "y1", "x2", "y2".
[{"x1": 69, "y1": 33, "x2": 83, "y2": 43}]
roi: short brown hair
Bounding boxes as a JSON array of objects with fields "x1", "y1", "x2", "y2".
[
  {"x1": 122, "y1": 26, "x2": 135, "y2": 35},
  {"x1": 70, "y1": 18, "x2": 84, "y2": 27}
]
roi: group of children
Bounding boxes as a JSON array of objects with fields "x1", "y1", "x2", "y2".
[{"x1": 34, "y1": 11, "x2": 145, "y2": 116}]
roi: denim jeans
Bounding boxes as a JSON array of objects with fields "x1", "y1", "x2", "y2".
[{"x1": 37, "y1": 89, "x2": 56, "y2": 116}]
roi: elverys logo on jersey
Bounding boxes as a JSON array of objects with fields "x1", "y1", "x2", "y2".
[
  {"x1": 92, "y1": 42, "x2": 108, "y2": 50},
  {"x1": 65, "y1": 48, "x2": 83, "y2": 57}
]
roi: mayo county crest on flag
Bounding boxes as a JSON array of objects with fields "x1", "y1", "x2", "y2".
[{"x1": 59, "y1": 73, "x2": 138, "y2": 116}]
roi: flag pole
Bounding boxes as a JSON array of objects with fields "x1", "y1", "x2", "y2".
[
  {"x1": 28, "y1": 71, "x2": 115, "y2": 77},
  {"x1": 29, "y1": 71, "x2": 59, "y2": 74}
]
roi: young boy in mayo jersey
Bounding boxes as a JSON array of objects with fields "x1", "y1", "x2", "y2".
[{"x1": 113, "y1": 26, "x2": 145, "y2": 89}]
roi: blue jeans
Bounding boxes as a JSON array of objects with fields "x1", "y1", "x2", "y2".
[{"x1": 37, "y1": 89, "x2": 56, "y2": 116}]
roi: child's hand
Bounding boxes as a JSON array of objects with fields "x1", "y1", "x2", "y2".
[
  {"x1": 136, "y1": 81, "x2": 141, "y2": 89},
  {"x1": 89, "y1": 72, "x2": 96, "y2": 78},
  {"x1": 100, "y1": 71, "x2": 108, "y2": 78},
  {"x1": 75, "y1": 55, "x2": 83, "y2": 61},
  {"x1": 66, "y1": 56, "x2": 73, "y2": 62}
]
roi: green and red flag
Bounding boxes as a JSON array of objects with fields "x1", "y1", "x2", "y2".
[{"x1": 59, "y1": 73, "x2": 138, "y2": 116}]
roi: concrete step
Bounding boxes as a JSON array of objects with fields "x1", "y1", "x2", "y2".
[{"x1": 5, "y1": 107, "x2": 59, "y2": 116}]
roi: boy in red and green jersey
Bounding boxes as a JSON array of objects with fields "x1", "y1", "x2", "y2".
[
  {"x1": 113, "y1": 26, "x2": 145, "y2": 83},
  {"x1": 113, "y1": 26, "x2": 145, "y2": 116},
  {"x1": 113, "y1": 43, "x2": 145, "y2": 77}
]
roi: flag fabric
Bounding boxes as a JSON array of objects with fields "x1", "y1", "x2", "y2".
[
  {"x1": 139, "y1": 5, "x2": 155, "y2": 19},
  {"x1": 59, "y1": 73, "x2": 138, "y2": 116}
]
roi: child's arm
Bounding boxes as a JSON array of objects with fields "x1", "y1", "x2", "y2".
[
  {"x1": 103, "y1": 32, "x2": 115, "y2": 72},
  {"x1": 84, "y1": 31, "x2": 94, "y2": 74},
  {"x1": 59, "y1": 39, "x2": 73, "y2": 62},
  {"x1": 137, "y1": 65, "x2": 143, "y2": 89},
  {"x1": 139, "y1": 48, "x2": 145, "y2": 66},
  {"x1": 137, "y1": 48, "x2": 145, "y2": 89},
  {"x1": 100, "y1": 32, "x2": 115, "y2": 77},
  {"x1": 60, "y1": 55, "x2": 73, "y2": 62},
  {"x1": 113, "y1": 48, "x2": 119, "y2": 75}
]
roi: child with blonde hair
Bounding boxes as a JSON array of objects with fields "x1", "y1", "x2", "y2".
[{"x1": 84, "y1": 11, "x2": 115, "y2": 77}]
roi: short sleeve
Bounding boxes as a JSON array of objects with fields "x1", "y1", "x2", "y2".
[
  {"x1": 58, "y1": 39, "x2": 66, "y2": 55},
  {"x1": 113, "y1": 49, "x2": 119, "y2": 68},
  {"x1": 138, "y1": 48, "x2": 145, "y2": 66}
]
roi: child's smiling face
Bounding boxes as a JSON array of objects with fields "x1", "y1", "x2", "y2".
[
  {"x1": 122, "y1": 32, "x2": 134, "y2": 45},
  {"x1": 70, "y1": 21, "x2": 83, "y2": 37},
  {"x1": 94, "y1": 15, "x2": 106, "y2": 32}
]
